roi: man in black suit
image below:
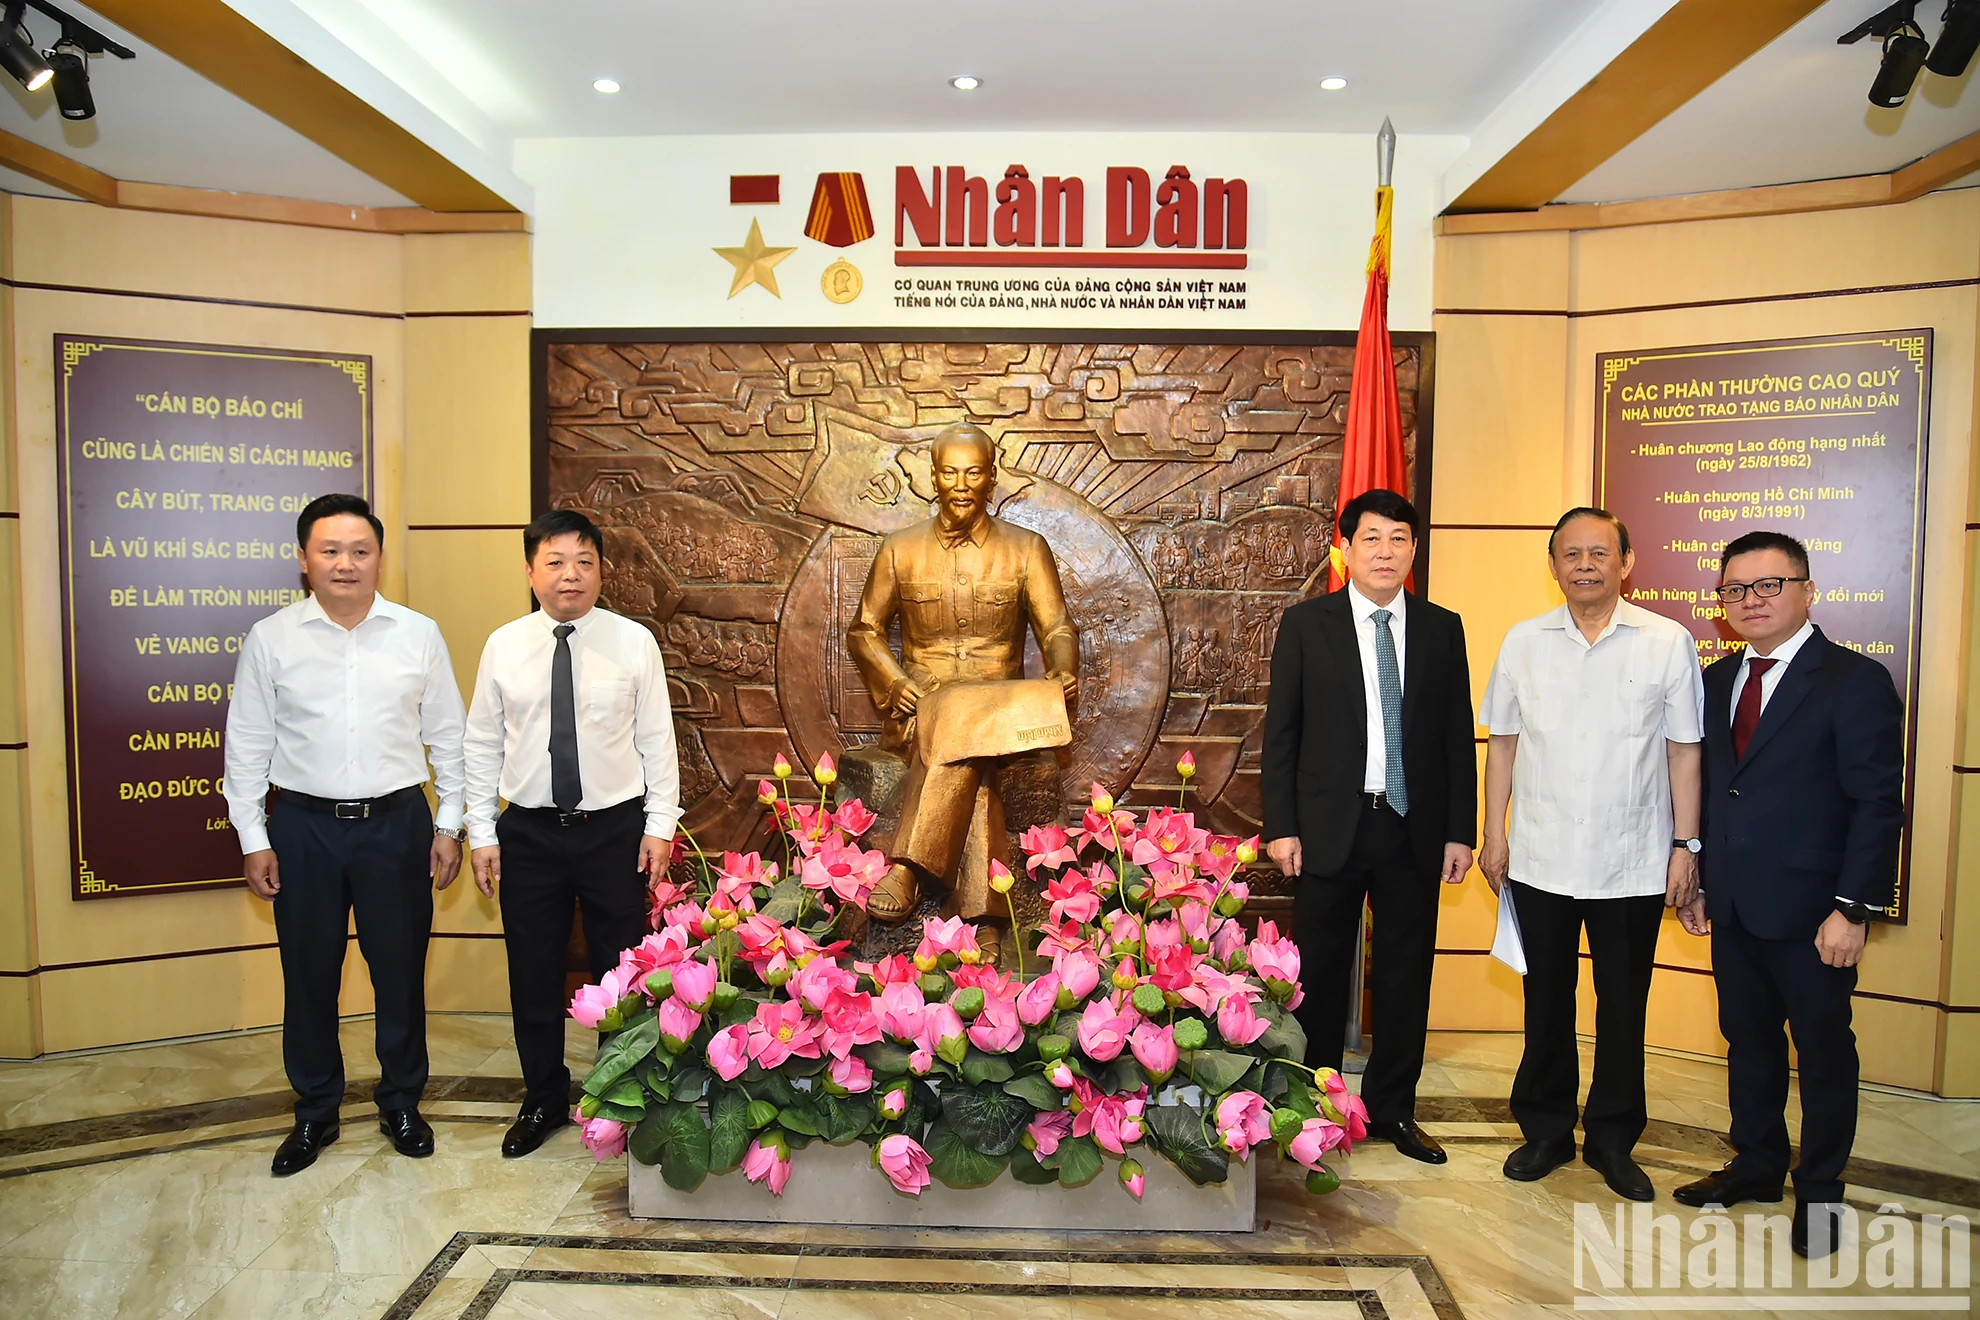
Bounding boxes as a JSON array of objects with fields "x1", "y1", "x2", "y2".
[
  {"x1": 1674, "y1": 531, "x2": 1904, "y2": 1259},
  {"x1": 1262, "y1": 489, "x2": 1478, "y2": 1164}
]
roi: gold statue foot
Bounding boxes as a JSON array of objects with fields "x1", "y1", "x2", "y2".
[
  {"x1": 867, "y1": 864, "x2": 920, "y2": 924},
  {"x1": 974, "y1": 925, "x2": 1004, "y2": 970}
]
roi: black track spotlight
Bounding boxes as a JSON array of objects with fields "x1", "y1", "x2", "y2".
[
  {"x1": 1840, "y1": 1, "x2": 1931, "y2": 106},
  {"x1": 0, "y1": 6, "x2": 50, "y2": 92},
  {"x1": 47, "y1": 43, "x2": 86, "y2": 118},
  {"x1": 1927, "y1": 0, "x2": 1980, "y2": 75}
]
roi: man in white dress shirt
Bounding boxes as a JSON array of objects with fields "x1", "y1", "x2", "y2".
[
  {"x1": 225, "y1": 493, "x2": 467, "y2": 1177},
  {"x1": 1479, "y1": 507, "x2": 1703, "y2": 1202},
  {"x1": 465, "y1": 508, "x2": 682, "y2": 1158}
]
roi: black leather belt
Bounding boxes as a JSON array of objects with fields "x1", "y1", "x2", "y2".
[
  {"x1": 274, "y1": 784, "x2": 424, "y2": 820},
  {"x1": 1362, "y1": 791, "x2": 1398, "y2": 812},
  {"x1": 504, "y1": 796, "x2": 642, "y2": 828}
]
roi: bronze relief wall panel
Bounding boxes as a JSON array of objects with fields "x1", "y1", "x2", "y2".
[{"x1": 536, "y1": 334, "x2": 1430, "y2": 854}]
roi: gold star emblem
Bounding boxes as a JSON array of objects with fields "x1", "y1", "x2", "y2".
[{"x1": 713, "y1": 218, "x2": 796, "y2": 299}]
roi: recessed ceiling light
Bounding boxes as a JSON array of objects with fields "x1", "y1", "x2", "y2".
[
  {"x1": 593, "y1": 77, "x2": 621, "y2": 94},
  {"x1": 950, "y1": 75, "x2": 981, "y2": 91},
  {"x1": 1320, "y1": 76, "x2": 1348, "y2": 91}
]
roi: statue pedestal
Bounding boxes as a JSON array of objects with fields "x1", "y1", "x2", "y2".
[{"x1": 628, "y1": 1146, "x2": 1257, "y2": 1232}]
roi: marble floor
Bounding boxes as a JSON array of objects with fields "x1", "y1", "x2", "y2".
[{"x1": 0, "y1": 1017, "x2": 1974, "y2": 1319}]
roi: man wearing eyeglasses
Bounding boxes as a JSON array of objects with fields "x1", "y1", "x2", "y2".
[{"x1": 1673, "y1": 531, "x2": 1904, "y2": 1262}]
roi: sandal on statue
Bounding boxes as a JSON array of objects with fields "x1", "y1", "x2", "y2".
[
  {"x1": 866, "y1": 864, "x2": 920, "y2": 924},
  {"x1": 973, "y1": 926, "x2": 1004, "y2": 969}
]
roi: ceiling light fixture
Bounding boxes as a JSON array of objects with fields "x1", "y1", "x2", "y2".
[
  {"x1": 950, "y1": 75, "x2": 980, "y2": 91},
  {"x1": 0, "y1": 2, "x2": 133, "y2": 115},
  {"x1": 592, "y1": 77, "x2": 620, "y2": 93},
  {"x1": 1927, "y1": 0, "x2": 1980, "y2": 76},
  {"x1": 1839, "y1": 1, "x2": 1930, "y2": 106},
  {"x1": 48, "y1": 39, "x2": 86, "y2": 117},
  {"x1": 0, "y1": 5, "x2": 50, "y2": 91},
  {"x1": 1320, "y1": 76, "x2": 1348, "y2": 91}
]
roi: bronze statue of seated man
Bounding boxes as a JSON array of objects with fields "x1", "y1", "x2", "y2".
[{"x1": 845, "y1": 423, "x2": 1079, "y2": 963}]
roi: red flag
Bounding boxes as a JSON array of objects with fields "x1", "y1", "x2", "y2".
[{"x1": 1329, "y1": 184, "x2": 1410, "y2": 592}]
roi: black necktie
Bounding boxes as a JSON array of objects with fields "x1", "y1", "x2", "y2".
[{"x1": 550, "y1": 623, "x2": 582, "y2": 810}]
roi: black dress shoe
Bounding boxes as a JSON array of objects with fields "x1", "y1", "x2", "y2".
[
  {"x1": 271, "y1": 1119, "x2": 340, "y2": 1177},
  {"x1": 502, "y1": 1107, "x2": 571, "y2": 1159},
  {"x1": 1793, "y1": 1200, "x2": 1842, "y2": 1259},
  {"x1": 1503, "y1": 1136, "x2": 1576, "y2": 1182},
  {"x1": 1367, "y1": 1119, "x2": 1448, "y2": 1165},
  {"x1": 379, "y1": 1108, "x2": 435, "y2": 1158},
  {"x1": 1583, "y1": 1145, "x2": 1655, "y2": 1201},
  {"x1": 1672, "y1": 1164, "x2": 1785, "y2": 1209}
]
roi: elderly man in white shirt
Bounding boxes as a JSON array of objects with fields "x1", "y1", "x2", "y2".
[
  {"x1": 465, "y1": 508, "x2": 682, "y2": 1159},
  {"x1": 225, "y1": 493, "x2": 467, "y2": 1177},
  {"x1": 1479, "y1": 507, "x2": 1704, "y2": 1203}
]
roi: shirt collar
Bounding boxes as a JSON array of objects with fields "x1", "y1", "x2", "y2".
[
  {"x1": 1346, "y1": 582, "x2": 1405, "y2": 623},
  {"x1": 1744, "y1": 618, "x2": 1815, "y2": 669},
  {"x1": 299, "y1": 591, "x2": 385, "y2": 630},
  {"x1": 534, "y1": 606, "x2": 596, "y2": 634},
  {"x1": 934, "y1": 514, "x2": 992, "y2": 550},
  {"x1": 1541, "y1": 597, "x2": 1646, "y2": 648}
]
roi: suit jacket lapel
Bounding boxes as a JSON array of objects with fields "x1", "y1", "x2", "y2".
[
  {"x1": 1703, "y1": 656, "x2": 1737, "y2": 768},
  {"x1": 1318, "y1": 590, "x2": 1366, "y2": 736},
  {"x1": 1401, "y1": 592, "x2": 1423, "y2": 739},
  {"x1": 1734, "y1": 629, "x2": 1826, "y2": 773}
]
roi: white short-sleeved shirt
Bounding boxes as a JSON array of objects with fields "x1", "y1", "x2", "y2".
[{"x1": 1480, "y1": 599, "x2": 1705, "y2": 899}]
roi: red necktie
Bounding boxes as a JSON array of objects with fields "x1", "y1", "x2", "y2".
[{"x1": 1732, "y1": 657, "x2": 1778, "y2": 760}]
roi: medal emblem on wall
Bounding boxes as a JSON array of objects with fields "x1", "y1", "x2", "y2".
[{"x1": 806, "y1": 172, "x2": 871, "y2": 302}]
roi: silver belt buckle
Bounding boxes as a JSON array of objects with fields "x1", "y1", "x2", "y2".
[{"x1": 334, "y1": 800, "x2": 370, "y2": 820}]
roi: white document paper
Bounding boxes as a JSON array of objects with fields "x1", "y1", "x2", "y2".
[{"x1": 1491, "y1": 885, "x2": 1528, "y2": 975}]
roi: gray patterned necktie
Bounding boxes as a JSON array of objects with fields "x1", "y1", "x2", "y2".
[
  {"x1": 550, "y1": 623, "x2": 582, "y2": 811},
  {"x1": 1371, "y1": 608, "x2": 1408, "y2": 815}
]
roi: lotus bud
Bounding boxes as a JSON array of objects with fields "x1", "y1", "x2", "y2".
[
  {"x1": 988, "y1": 859, "x2": 1015, "y2": 893},
  {"x1": 1090, "y1": 782, "x2": 1114, "y2": 813},
  {"x1": 773, "y1": 753, "x2": 793, "y2": 780},
  {"x1": 1176, "y1": 751, "x2": 1196, "y2": 780},
  {"x1": 813, "y1": 752, "x2": 837, "y2": 786},
  {"x1": 764, "y1": 962, "x2": 792, "y2": 988},
  {"x1": 1120, "y1": 1157, "x2": 1146, "y2": 1200},
  {"x1": 1305, "y1": 1165, "x2": 1341, "y2": 1195},
  {"x1": 1235, "y1": 839, "x2": 1259, "y2": 865},
  {"x1": 1111, "y1": 958, "x2": 1139, "y2": 993},
  {"x1": 746, "y1": 1099, "x2": 780, "y2": 1129},
  {"x1": 913, "y1": 951, "x2": 939, "y2": 974},
  {"x1": 578, "y1": 1094, "x2": 601, "y2": 1119},
  {"x1": 719, "y1": 908, "x2": 740, "y2": 930},
  {"x1": 757, "y1": 779, "x2": 779, "y2": 806},
  {"x1": 879, "y1": 1083, "x2": 910, "y2": 1121}
]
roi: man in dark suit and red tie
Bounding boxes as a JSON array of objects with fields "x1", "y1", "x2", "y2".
[
  {"x1": 1675, "y1": 530, "x2": 1905, "y2": 1260},
  {"x1": 1261, "y1": 489, "x2": 1478, "y2": 1164}
]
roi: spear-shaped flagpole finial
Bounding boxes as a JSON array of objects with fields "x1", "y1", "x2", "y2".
[{"x1": 1377, "y1": 116, "x2": 1396, "y2": 188}]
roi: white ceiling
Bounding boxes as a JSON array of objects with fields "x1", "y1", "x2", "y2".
[
  {"x1": 1563, "y1": 0, "x2": 1980, "y2": 203},
  {"x1": 0, "y1": 0, "x2": 1975, "y2": 212},
  {"x1": 0, "y1": 2, "x2": 410, "y2": 205}
]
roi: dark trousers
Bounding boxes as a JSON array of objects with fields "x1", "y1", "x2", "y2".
[
  {"x1": 1292, "y1": 799, "x2": 1437, "y2": 1123},
  {"x1": 1507, "y1": 880, "x2": 1663, "y2": 1152},
  {"x1": 267, "y1": 793, "x2": 434, "y2": 1122},
  {"x1": 1712, "y1": 912, "x2": 1858, "y2": 1205},
  {"x1": 497, "y1": 797, "x2": 648, "y2": 1112}
]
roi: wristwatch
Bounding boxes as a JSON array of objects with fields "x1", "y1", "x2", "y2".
[
  {"x1": 435, "y1": 826, "x2": 467, "y2": 842},
  {"x1": 1835, "y1": 899, "x2": 1872, "y2": 925},
  {"x1": 1672, "y1": 837, "x2": 1701, "y2": 854}
]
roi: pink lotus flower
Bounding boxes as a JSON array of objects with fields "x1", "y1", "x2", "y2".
[
  {"x1": 1289, "y1": 1116, "x2": 1347, "y2": 1170},
  {"x1": 1130, "y1": 806, "x2": 1205, "y2": 872},
  {"x1": 572, "y1": 1111, "x2": 628, "y2": 1161},
  {"x1": 1129, "y1": 1021, "x2": 1178, "y2": 1083},
  {"x1": 860, "y1": 953, "x2": 919, "y2": 988},
  {"x1": 1016, "y1": 971, "x2": 1062, "y2": 1026},
  {"x1": 1217, "y1": 988, "x2": 1270, "y2": 1047},
  {"x1": 1210, "y1": 915, "x2": 1248, "y2": 965},
  {"x1": 1075, "y1": 994, "x2": 1138, "y2": 1062},
  {"x1": 967, "y1": 998, "x2": 1025, "y2": 1054},
  {"x1": 819, "y1": 988, "x2": 882, "y2": 1058},
  {"x1": 833, "y1": 798, "x2": 878, "y2": 838},
  {"x1": 1120, "y1": 1156, "x2": 1145, "y2": 1200},
  {"x1": 742, "y1": 1135, "x2": 792, "y2": 1194},
  {"x1": 1322, "y1": 1071, "x2": 1370, "y2": 1146},
  {"x1": 707, "y1": 1023, "x2": 749, "y2": 1081},
  {"x1": 1055, "y1": 948, "x2": 1103, "y2": 1002},
  {"x1": 1215, "y1": 1090, "x2": 1271, "y2": 1159},
  {"x1": 800, "y1": 836, "x2": 890, "y2": 907},
  {"x1": 1020, "y1": 824, "x2": 1079, "y2": 873},
  {"x1": 787, "y1": 801, "x2": 832, "y2": 852},
  {"x1": 670, "y1": 958, "x2": 718, "y2": 1012},
  {"x1": 719, "y1": 850, "x2": 778, "y2": 891},
  {"x1": 1076, "y1": 1086, "x2": 1147, "y2": 1155},
  {"x1": 1197, "y1": 834, "x2": 1243, "y2": 884},
  {"x1": 878, "y1": 980, "x2": 927, "y2": 1043},
  {"x1": 916, "y1": 915, "x2": 979, "y2": 967},
  {"x1": 1248, "y1": 919, "x2": 1302, "y2": 999},
  {"x1": 1026, "y1": 1109, "x2": 1073, "y2": 1157},
  {"x1": 1145, "y1": 943, "x2": 1198, "y2": 993},
  {"x1": 1038, "y1": 920, "x2": 1095, "y2": 964},
  {"x1": 624, "y1": 926, "x2": 691, "y2": 985},
  {"x1": 746, "y1": 999, "x2": 824, "y2": 1069},
  {"x1": 790, "y1": 955, "x2": 857, "y2": 1012},
  {"x1": 918, "y1": 1002, "x2": 968, "y2": 1066},
  {"x1": 570, "y1": 966, "x2": 637, "y2": 1029},
  {"x1": 877, "y1": 1133, "x2": 931, "y2": 1196},
  {"x1": 657, "y1": 996, "x2": 703, "y2": 1053},
  {"x1": 829, "y1": 1053, "x2": 874, "y2": 1094},
  {"x1": 1044, "y1": 870, "x2": 1100, "y2": 926},
  {"x1": 1074, "y1": 806, "x2": 1135, "y2": 854},
  {"x1": 909, "y1": 1047, "x2": 934, "y2": 1075},
  {"x1": 878, "y1": 1081, "x2": 911, "y2": 1120}
]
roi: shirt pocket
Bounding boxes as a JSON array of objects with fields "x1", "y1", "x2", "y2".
[
  {"x1": 584, "y1": 676, "x2": 635, "y2": 730},
  {"x1": 1518, "y1": 675, "x2": 1563, "y2": 732},
  {"x1": 1622, "y1": 676, "x2": 1663, "y2": 734},
  {"x1": 900, "y1": 580, "x2": 944, "y2": 632},
  {"x1": 973, "y1": 579, "x2": 1020, "y2": 636}
]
